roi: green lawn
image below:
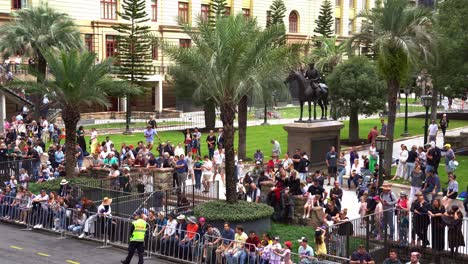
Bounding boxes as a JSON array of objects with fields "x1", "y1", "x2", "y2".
[
  {"x1": 248, "y1": 105, "x2": 427, "y2": 120},
  {"x1": 84, "y1": 117, "x2": 468, "y2": 160},
  {"x1": 390, "y1": 155, "x2": 468, "y2": 190},
  {"x1": 81, "y1": 121, "x2": 187, "y2": 129}
]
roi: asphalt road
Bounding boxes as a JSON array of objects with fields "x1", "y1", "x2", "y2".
[{"x1": 0, "y1": 223, "x2": 171, "y2": 264}]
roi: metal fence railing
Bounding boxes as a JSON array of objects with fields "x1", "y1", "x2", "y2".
[
  {"x1": 78, "y1": 111, "x2": 206, "y2": 132},
  {"x1": 0, "y1": 158, "x2": 40, "y2": 184},
  {"x1": 73, "y1": 181, "x2": 220, "y2": 218}
]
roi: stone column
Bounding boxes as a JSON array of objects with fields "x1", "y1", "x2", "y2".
[
  {"x1": 155, "y1": 81, "x2": 163, "y2": 112},
  {"x1": 0, "y1": 92, "x2": 5, "y2": 134}
]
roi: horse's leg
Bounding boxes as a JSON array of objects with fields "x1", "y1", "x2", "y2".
[
  {"x1": 318, "y1": 100, "x2": 325, "y2": 119},
  {"x1": 313, "y1": 102, "x2": 317, "y2": 120},
  {"x1": 324, "y1": 98, "x2": 328, "y2": 119},
  {"x1": 299, "y1": 101, "x2": 303, "y2": 121},
  {"x1": 308, "y1": 101, "x2": 312, "y2": 121}
]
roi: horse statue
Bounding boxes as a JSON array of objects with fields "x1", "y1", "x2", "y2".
[{"x1": 285, "y1": 70, "x2": 329, "y2": 121}]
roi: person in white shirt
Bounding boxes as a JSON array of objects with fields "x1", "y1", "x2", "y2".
[
  {"x1": 201, "y1": 155, "x2": 213, "y2": 193},
  {"x1": 105, "y1": 136, "x2": 113, "y2": 150},
  {"x1": 282, "y1": 153, "x2": 293, "y2": 172},
  {"x1": 161, "y1": 213, "x2": 178, "y2": 255},
  {"x1": 428, "y1": 120, "x2": 438, "y2": 143},
  {"x1": 269, "y1": 236, "x2": 283, "y2": 263},
  {"x1": 213, "y1": 147, "x2": 225, "y2": 185},
  {"x1": 99, "y1": 146, "x2": 110, "y2": 160},
  {"x1": 392, "y1": 144, "x2": 408, "y2": 180},
  {"x1": 174, "y1": 143, "x2": 185, "y2": 157},
  {"x1": 271, "y1": 139, "x2": 281, "y2": 157}
]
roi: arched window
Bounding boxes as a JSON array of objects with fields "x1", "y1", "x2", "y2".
[{"x1": 289, "y1": 11, "x2": 299, "y2": 33}]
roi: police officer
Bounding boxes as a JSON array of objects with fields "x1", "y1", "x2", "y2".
[{"x1": 121, "y1": 210, "x2": 148, "y2": 264}]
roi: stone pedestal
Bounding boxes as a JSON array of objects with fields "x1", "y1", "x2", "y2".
[{"x1": 283, "y1": 121, "x2": 344, "y2": 167}]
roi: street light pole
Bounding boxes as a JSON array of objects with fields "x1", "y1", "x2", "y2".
[
  {"x1": 401, "y1": 88, "x2": 410, "y2": 137},
  {"x1": 375, "y1": 135, "x2": 389, "y2": 194},
  {"x1": 421, "y1": 95, "x2": 432, "y2": 145}
]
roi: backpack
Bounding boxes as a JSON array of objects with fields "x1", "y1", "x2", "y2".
[{"x1": 432, "y1": 148, "x2": 441, "y2": 164}]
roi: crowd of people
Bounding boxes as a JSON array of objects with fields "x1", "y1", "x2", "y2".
[{"x1": 1, "y1": 107, "x2": 467, "y2": 264}]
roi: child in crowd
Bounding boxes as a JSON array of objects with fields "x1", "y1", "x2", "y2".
[
  {"x1": 359, "y1": 193, "x2": 368, "y2": 227},
  {"x1": 19, "y1": 168, "x2": 30, "y2": 189},
  {"x1": 303, "y1": 193, "x2": 320, "y2": 219},
  {"x1": 190, "y1": 134, "x2": 198, "y2": 155}
]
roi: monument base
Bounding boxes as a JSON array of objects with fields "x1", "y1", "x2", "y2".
[{"x1": 283, "y1": 121, "x2": 344, "y2": 167}]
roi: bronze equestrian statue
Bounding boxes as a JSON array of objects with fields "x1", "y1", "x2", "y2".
[{"x1": 285, "y1": 63, "x2": 329, "y2": 121}]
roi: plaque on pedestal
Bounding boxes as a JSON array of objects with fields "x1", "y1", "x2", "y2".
[{"x1": 283, "y1": 121, "x2": 344, "y2": 167}]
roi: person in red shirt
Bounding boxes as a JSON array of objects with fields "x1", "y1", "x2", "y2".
[
  {"x1": 179, "y1": 216, "x2": 199, "y2": 259},
  {"x1": 367, "y1": 126, "x2": 379, "y2": 143},
  {"x1": 245, "y1": 230, "x2": 261, "y2": 263}
]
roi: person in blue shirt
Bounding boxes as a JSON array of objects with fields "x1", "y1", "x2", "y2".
[
  {"x1": 422, "y1": 170, "x2": 440, "y2": 202},
  {"x1": 175, "y1": 155, "x2": 188, "y2": 192},
  {"x1": 216, "y1": 222, "x2": 235, "y2": 261}
]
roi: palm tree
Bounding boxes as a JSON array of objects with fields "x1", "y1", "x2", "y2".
[
  {"x1": 312, "y1": 36, "x2": 347, "y2": 75},
  {"x1": 27, "y1": 50, "x2": 132, "y2": 177},
  {"x1": 0, "y1": 5, "x2": 82, "y2": 119},
  {"x1": 165, "y1": 15, "x2": 298, "y2": 203},
  {"x1": 350, "y1": 0, "x2": 435, "y2": 177}
]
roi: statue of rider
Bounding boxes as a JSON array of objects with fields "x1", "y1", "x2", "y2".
[{"x1": 305, "y1": 62, "x2": 321, "y2": 88}]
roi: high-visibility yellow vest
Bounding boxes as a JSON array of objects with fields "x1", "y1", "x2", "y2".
[{"x1": 130, "y1": 219, "x2": 147, "y2": 242}]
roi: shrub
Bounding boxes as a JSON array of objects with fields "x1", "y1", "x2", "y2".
[
  {"x1": 194, "y1": 200, "x2": 274, "y2": 222},
  {"x1": 28, "y1": 177, "x2": 100, "y2": 194}
]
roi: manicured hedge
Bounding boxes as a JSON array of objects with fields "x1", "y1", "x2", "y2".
[
  {"x1": 194, "y1": 200, "x2": 274, "y2": 222},
  {"x1": 28, "y1": 177, "x2": 100, "y2": 194}
]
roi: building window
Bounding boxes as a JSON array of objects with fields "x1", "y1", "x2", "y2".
[
  {"x1": 151, "y1": 0, "x2": 157, "y2": 21},
  {"x1": 85, "y1": 34, "x2": 93, "y2": 52},
  {"x1": 101, "y1": 0, "x2": 117, "y2": 20},
  {"x1": 179, "y1": 39, "x2": 191, "y2": 48},
  {"x1": 178, "y1": 2, "x2": 189, "y2": 24},
  {"x1": 12, "y1": 0, "x2": 26, "y2": 9},
  {"x1": 349, "y1": 0, "x2": 354, "y2": 8},
  {"x1": 224, "y1": 7, "x2": 231, "y2": 16},
  {"x1": 106, "y1": 35, "x2": 117, "y2": 57},
  {"x1": 201, "y1": 4, "x2": 210, "y2": 22},
  {"x1": 335, "y1": 0, "x2": 341, "y2": 6},
  {"x1": 348, "y1": 19, "x2": 354, "y2": 35},
  {"x1": 152, "y1": 44, "x2": 158, "y2": 60},
  {"x1": 288, "y1": 11, "x2": 299, "y2": 33},
  {"x1": 335, "y1": 18, "x2": 341, "y2": 35},
  {"x1": 242, "y1": 9, "x2": 250, "y2": 18}
]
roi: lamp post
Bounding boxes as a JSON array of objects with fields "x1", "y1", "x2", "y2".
[
  {"x1": 375, "y1": 135, "x2": 389, "y2": 194},
  {"x1": 401, "y1": 87, "x2": 411, "y2": 137},
  {"x1": 421, "y1": 95, "x2": 433, "y2": 145}
]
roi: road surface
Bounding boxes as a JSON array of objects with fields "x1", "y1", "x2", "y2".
[{"x1": 0, "y1": 222, "x2": 171, "y2": 264}]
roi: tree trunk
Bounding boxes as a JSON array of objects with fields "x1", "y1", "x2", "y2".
[
  {"x1": 31, "y1": 53, "x2": 48, "y2": 120},
  {"x1": 384, "y1": 79, "x2": 399, "y2": 179},
  {"x1": 62, "y1": 107, "x2": 80, "y2": 178},
  {"x1": 430, "y1": 86, "x2": 438, "y2": 122},
  {"x1": 349, "y1": 106, "x2": 359, "y2": 143},
  {"x1": 204, "y1": 100, "x2": 216, "y2": 129},
  {"x1": 220, "y1": 103, "x2": 237, "y2": 204},
  {"x1": 237, "y1": 95, "x2": 248, "y2": 160}
]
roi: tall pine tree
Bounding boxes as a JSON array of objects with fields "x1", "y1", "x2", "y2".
[
  {"x1": 314, "y1": 0, "x2": 333, "y2": 38},
  {"x1": 209, "y1": 0, "x2": 227, "y2": 27},
  {"x1": 113, "y1": 0, "x2": 152, "y2": 133},
  {"x1": 267, "y1": 0, "x2": 286, "y2": 27}
]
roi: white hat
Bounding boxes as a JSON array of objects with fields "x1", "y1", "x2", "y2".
[
  {"x1": 177, "y1": 214, "x2": 186, "y2": 220},
  {"x1": 60, "y1": 179, "x2": 69, "y2": 185}
]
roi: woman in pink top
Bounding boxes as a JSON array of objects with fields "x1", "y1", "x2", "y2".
[{"x1": 396, "y1": 191, "x2": 410, "y2": 246}]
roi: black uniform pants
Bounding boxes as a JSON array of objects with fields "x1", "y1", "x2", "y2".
[{"x1": 123, "y1": 241, "x2": 145, "y2": 264}]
